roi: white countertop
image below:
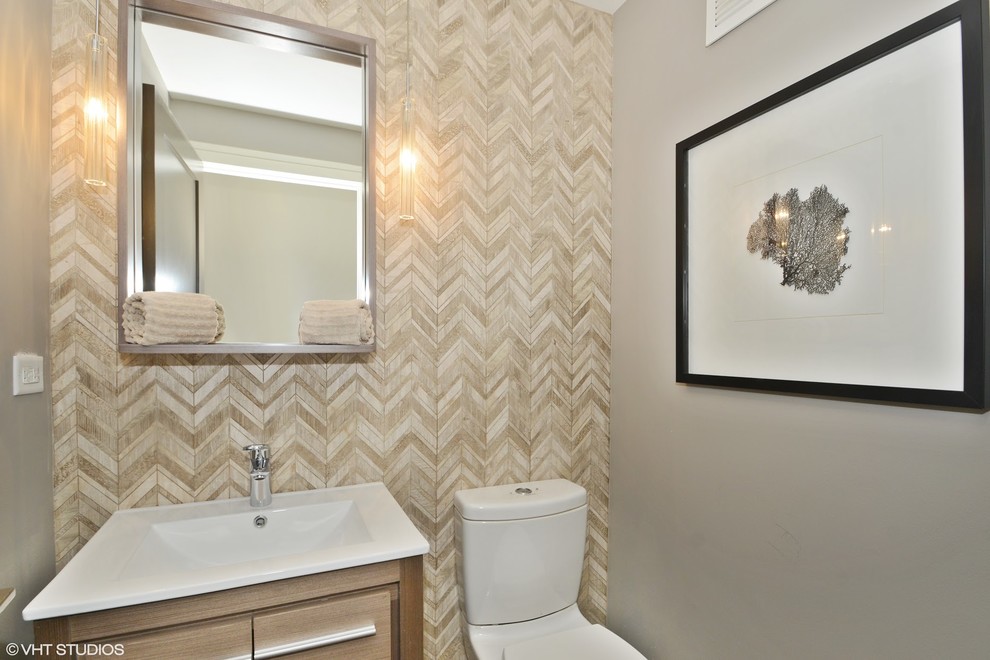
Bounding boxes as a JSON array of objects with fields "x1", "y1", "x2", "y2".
[{"x1": 23, "y1": 483, "x2": 428, "y2": 621}]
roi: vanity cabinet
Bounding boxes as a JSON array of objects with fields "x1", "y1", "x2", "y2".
[{"x1": 33, "y1": 556, "x2": 423, "y2": 659}]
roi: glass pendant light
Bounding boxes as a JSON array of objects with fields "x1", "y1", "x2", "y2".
[{"x1": 83, "y1": 0, "x2": 108, "y2": 187}]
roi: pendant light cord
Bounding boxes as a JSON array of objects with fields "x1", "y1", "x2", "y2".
[
  {"x1": 405, "y1": 0, "x2": 412, "y2": 98},
  {"x1": 94, "y1": 0, "x2": 101, "y2": 36}
]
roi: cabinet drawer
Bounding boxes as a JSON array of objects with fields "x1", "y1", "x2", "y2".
[
  {"x1": 90, "y1": 616, "x2": 252, "y2": 659},
  {"x1": 253, "y1": 588, "x2": 392, "y2": 659}
]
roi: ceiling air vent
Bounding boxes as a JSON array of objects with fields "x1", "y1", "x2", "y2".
[{"x1": 706, "y1": 0, "x2": 778, "y2": 46}]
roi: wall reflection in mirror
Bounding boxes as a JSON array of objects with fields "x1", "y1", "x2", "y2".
[{"x1": 125, "y1": 2, "x2": 374, "y2": 347}]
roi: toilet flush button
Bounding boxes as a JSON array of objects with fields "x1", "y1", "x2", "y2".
[{"x1": 514, "y1": 487, "x2": 533, "y2": 495}]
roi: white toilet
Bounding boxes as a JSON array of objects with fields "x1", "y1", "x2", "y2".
[{"x1": 455, "y1": 479, "x2": 645, "y2": 660}]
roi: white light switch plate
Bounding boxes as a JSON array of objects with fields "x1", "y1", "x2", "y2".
[{"x1": 13, "y1": 353, "x2": 44, "y2": 396}]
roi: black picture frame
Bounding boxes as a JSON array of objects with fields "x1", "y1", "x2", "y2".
[{"x1": 675, "y1": 0, "x2": 990, "y2": 411}]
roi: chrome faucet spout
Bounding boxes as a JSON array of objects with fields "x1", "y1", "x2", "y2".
[
  {"x1": 250, "y1": 471, "x2": 272, "y2": 508},
  {"x1": 243, "y1": 444, "x2": 273, "y2": 508}
]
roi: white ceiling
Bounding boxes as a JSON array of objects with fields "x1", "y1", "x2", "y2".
[
  {"x1": 141, "y1": 23, "x2": 364, "y2": 126},
  {"x1": 572, "y1": 0, "x2": 626, "y2": 13}
]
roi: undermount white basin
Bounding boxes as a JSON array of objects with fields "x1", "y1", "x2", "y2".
[{"x1": 23, "y1": 482, "x2": 429, "y2": 620}]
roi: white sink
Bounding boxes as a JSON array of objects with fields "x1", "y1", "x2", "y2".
[
  {"x1": 24, "y1": 482, "x2": 429, "y2": 620},
  {"x1": 119, "y1": 498, "x2": 372, "y2": 578}
]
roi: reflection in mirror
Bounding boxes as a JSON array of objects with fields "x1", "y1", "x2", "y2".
[{"x1": 121, "y1": 0, "x2": 375, "y2": 351}]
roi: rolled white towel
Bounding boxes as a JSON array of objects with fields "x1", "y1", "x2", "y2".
[
  {"x1": 299, "y1": 299, "x2": 374, "y2": 345},
  {"x1": 123, "y1": 292, "x2": 226, "y2": 345}
]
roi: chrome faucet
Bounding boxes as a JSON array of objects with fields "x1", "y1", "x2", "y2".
[{"x1": 243, "y1": 444, "x2": 272, "y2": 508}]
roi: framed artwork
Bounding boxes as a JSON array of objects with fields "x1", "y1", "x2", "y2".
[{"x1": 675, "y1": 0, "x2": 990, "y2": 410}]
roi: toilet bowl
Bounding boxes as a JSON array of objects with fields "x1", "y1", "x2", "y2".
[{"x1": 455, "y1": 479, "x2": 645, "y2": 660}]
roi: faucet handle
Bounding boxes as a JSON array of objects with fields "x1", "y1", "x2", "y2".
[{"x1": 243, "y1": 444, "x2": 270, "y2": 471}]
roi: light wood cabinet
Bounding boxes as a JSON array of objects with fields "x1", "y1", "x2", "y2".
[
  {"x1": 253, "y1": 588, "x2": 391, "y2": 659},
  {"x1": 87, "y1": 616, "x2": 253, "y2": 659},
  {"x1": 33, "y1": 556, "x2": 423, "y2": 660}
]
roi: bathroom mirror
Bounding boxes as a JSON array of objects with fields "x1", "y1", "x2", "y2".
[{"x1": 118, "y1": 0, "x2": 376, "y2": 353}]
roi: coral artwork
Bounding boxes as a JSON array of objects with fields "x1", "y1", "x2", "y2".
[{"x1": 746, "y1": 185, "x2": 851, "y2": 295}]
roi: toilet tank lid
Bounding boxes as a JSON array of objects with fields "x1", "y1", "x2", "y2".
[{"x1": 454, "y1": 479, "x2": 587, "y2": 521}]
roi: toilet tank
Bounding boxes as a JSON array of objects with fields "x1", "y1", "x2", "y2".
[{"x1": 454, "y1": 479, "x2": 587, "y2": 626}]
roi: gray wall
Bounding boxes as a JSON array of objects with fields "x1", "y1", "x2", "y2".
[
  {"x1": 198, "y1": 173, "x2": 359, "y2": 343},
  {"x1": 0, "y1": 0, "x2": 55, "y2": 646},
  {"x1": 610, "y1": 0, "x2": 990, "y2": 658}
]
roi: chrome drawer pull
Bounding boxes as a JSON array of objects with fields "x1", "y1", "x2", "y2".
[{"x1": 255, "y1": 623, "x2": 377, "y2": 659}]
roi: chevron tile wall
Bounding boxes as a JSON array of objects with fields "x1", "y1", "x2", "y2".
[{"x1": 49, "y1": 0, "x2": 611, "y2": 657}]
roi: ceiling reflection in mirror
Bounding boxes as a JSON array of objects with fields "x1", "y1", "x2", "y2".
[{"x1": 123, "y1": 1, "x2": 375, "y2": 350}]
